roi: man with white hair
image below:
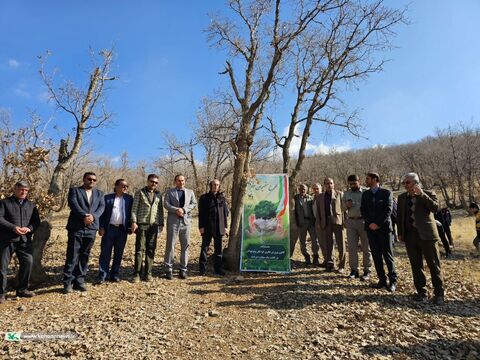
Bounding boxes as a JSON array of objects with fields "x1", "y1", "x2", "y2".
[
  {"x1": 397, "y1": 172, "x2": 445, "y2": 305},
  {"x1": 292, "y1": 184, "x2": 319, "y2": 265},
  {"x1": 0, "y1": 181, "x2": 41, "y2": 303}
]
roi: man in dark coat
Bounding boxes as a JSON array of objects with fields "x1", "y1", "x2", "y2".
[
  {"x1": 97, "y1": 179, "x2": 133, "y2": 283},
  {"x1": 198, "y1": 179, "x2": 229, "y2": 276},
  {"x1": 63, "y1": 172, "x2": 105, "y2": 293},
  {"x1": 0, "y1": 181, "x2": 40, "y2": 303},
  {"x1": 360, "y1": 172, "x2": 397, "y2": 292},
  {"x1": 397, "y1": 172, "x2": 445, "y2": 305}
]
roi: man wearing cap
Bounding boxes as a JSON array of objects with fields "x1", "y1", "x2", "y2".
[
  {"x1": 360, "y1": 172, "x2": 397, "y2": 292},
  {"x1": 0, "y1": 181, "x2": 41, "y2": 303},
  {"x1": 63, "y1": 172, "x2": 105, "y2": 293}
]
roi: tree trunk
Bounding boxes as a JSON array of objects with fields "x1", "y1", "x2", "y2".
[
  {"x1": 223, "y1": 138, "x2": 250, "y2": 271},
  {"x1": 30, "y1": 220, "x2": 52, "y2": 285}
]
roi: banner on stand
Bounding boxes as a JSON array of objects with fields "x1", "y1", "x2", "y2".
[{"x1": 240, "y1": 174, "x2": 290, "y2": 273}]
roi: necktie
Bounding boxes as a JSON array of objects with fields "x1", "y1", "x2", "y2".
[{"x1": 407, "y1": 196, "x2": 416, "y2": 228}]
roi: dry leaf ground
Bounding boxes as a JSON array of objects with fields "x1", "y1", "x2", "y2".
[{"x1": 1, "y1": 211, "x2": 479, "y2": 359}]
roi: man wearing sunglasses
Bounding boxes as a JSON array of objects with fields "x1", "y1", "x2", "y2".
[
  {"x1": 397, "y1": 172, "x2": 445, "y2": 305},
  {"x1": 63, "y1": 172, "x2": 105, "y2": 293},
  {"x1": 97, "y1": 179, "x2": 133, "y2": 283},
  {"x1": 131, "y1": 174, "x2": 164, "y2": 283}
]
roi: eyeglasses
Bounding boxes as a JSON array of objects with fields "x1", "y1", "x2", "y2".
[
  {"x1": 86, "y1": 178, "x2": 97, "y2": 182},
  {"x1": 149, "y1": 180, "x2": 158, "y2": 184},
  {"x1": 121, "y1": 184, "x2": 129, "y2": 188}
]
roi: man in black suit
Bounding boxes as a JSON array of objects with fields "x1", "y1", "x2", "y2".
[
  {"x1": 63, "y1": 172, "x2": 105, "y2": 293},
  {"x1": 198, "y1": 179, "x2": 229, "y2": 276},
  {"x1": 360, "y1": 172, "x2": 397, "y2": 292},
  {"x1": 97, "y1": 179, "x2": 133, "y2": 283},
  {"x1": 0, "y1": 181, "x2": 40, "y2": 303}
]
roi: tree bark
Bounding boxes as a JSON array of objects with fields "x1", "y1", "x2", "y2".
[{"x1": 30, "y1": 220, "x2": 52, "y2": 285}]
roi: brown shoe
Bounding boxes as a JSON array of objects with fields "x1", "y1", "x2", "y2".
[
  {"x1": 0, "y1": 294, "x2": 5, "y2": 304},
  {"x1": 16, "y1": 290, "x2": 36, "y2": 298}
]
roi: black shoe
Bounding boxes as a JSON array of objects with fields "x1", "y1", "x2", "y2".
[
  {"x1": 318, "y1": 261, "x2": 327, "y2": 268},
  {"x1": 179, "y1": 270, "x2": 188, "y2": 280},
  {"x1": 63, "y1": 285, "x2": 73, "y2": 294},
  {"x1": 199, "y1": 268, "x2": 207, "y2": 276},
  {"x1": 16, "y1": 290, "x2": 36, "y2": 298},
  {"x1": 348, "y1": 270, "x2": 360, "y2": 279},
  {"x1": 312, "y1": 257, "x2": 320, "y2": 266},
  {"x1": 412, "y1": 293, "x2": 428, "y2": 302},
  {"x1": 325, "y1": 263, "x2": 335, "y2": 272},
  {"x1": 360, "y1": 271, "x2": 371, "y2": 282},
  {"x1": 165, "y1": 272, "x2": 173, "y2": 280},
  {"x1": 370, "y1": 281, "x2": 388, "y2": 289},
  {"x1": 110, "y1": 277, "x2": 121, "y2": 283},
  {"x1": 94, "y1": 278, "x2": 106, "y2": 285},
  {"x1": 73, "y1": 283, "x2": 87, "y2": 292},
  {"x1": 214, "y1": 269, "x2": 226, "y2": 276},
  {"x1": 387, "y1": 282, "x2": 397, "y2": 293},
  {"x1": 305, "y1": 256, "x2": 312, "y2": 266},
  {"x1": 431, "y1": 295, "x2": 445, "y2": 305}
]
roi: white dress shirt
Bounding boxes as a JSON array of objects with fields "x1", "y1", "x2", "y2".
[{"x1": 109, "y1": 195, "x2": 124, "y2": 225}]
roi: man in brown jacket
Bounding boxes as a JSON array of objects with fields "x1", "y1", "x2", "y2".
[
  {"x1": 397, "y1": 172, "x2": 445, "y2": 305},
  {"x1": 316, "y1": 178, "x2": 345, "y2": 272}
]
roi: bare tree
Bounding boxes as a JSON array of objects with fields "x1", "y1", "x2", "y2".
[
  {"x1": 264, "y1": 1, "x2": 405, "y2": 245},
  {"x1": 39, "y1": 48, "x2": 116, "y2": 197},
  {"x1": 209, "y1": 0, "x2": 345, "y2": 269}
]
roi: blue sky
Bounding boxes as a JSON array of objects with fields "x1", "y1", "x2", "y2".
[{"x1": 1, "y1": 1, "x2": 479, "y2": 163}]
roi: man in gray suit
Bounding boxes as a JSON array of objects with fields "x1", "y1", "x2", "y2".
[
  {"x1": 164, "y1": 174, "x2": 197, "y2": 280},
  {"x1": 292, "y1": 184, "x2": 319, "y2": 265}
]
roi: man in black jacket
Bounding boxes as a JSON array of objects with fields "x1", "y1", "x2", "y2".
[
  {"x1": 198, "y1": 179, "x2": 229, "y2": 276},
  {"x1": 63, "y1": 172, "x2": 105, "y2": 293},
  {"x1": 0, "y1": 181, "x2": 40, "y2": 303},
  {"x1": 360, "y1": 172, "x2": 397, "y2": 292}
]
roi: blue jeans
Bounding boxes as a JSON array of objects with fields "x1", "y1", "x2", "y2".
[{"x1": 98, "y1": 225, "x2": 128, "y2": 280}]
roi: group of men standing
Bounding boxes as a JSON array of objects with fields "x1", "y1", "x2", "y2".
[
  {"x1": 0, "y1": 172, "x2": 229, "y2": 302},
  {"x1": 293, "y1": 172, "x2": 445, "y2": 304},
  {"x1": 0, "y1": 170, "x2": 448, "y2": 305}
]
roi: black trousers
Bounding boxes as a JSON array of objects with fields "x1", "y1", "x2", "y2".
[
  {"x1": 437, "y1": 225, "x2": 451, "y2": 255},
  {"x1": 199, "y1": 233, "x2": 223, "y2": 273},
  {"x1": 444, "y1": 225, "x2": 453, "y2": 246},
  {"x1": 63, "y1": 230, "x2": 96, "y2": 287},
  {"x1": 404, "y1": 227, "x2": 444, "y2": 296},
  {"x1": 0, "y1": 241, "x2": 33, "y2": 295},
  {"x1": 367, "y1": 228, "x2": 397, "y2": 284}
]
